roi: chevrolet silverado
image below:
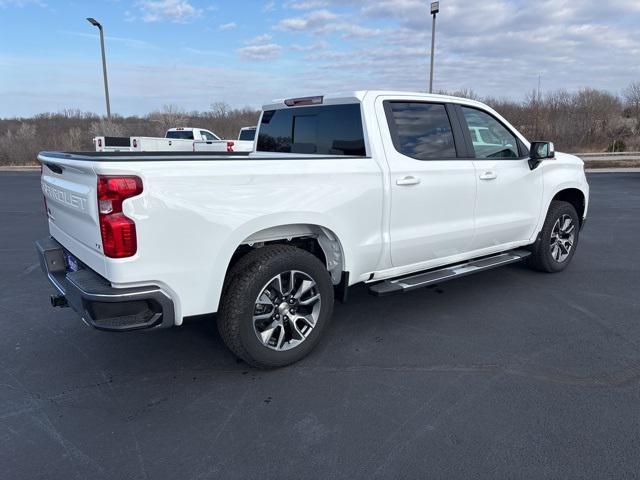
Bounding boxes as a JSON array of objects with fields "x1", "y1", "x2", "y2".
[{"x1": 36, "y1": 91, "x2": 589, "y2": 368}]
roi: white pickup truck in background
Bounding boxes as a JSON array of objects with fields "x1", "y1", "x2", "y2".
[
  {"x1": 94, "y1": 127, "x2": 250, "y2": 153},
  {"x1": 193, "y1": 126, "x2": 256, "y2": 153},
  {"x1": 37, "y1": 91, "x2": 588, "y2": 368}
]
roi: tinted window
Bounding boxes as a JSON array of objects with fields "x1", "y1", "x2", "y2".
[
  {"x1": 386, "y1": 102, "x2": 456, "y2": 160},
  {"x1": 166, "y1": 131, "x2": 194, "y2": 140},
  {"x1": 257, "y1": 104, "x2": 366, "y2": 156},
  {"x1": 239, "y1": 128, "x2": 256, "y2": 141},
  {"x1": 461, "y1": 107, "x2": 519, "y2": 159}
]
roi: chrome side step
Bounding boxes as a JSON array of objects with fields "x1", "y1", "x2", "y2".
[{"x1": 368, "y1": 249, "x2": 531, "y2": 297}]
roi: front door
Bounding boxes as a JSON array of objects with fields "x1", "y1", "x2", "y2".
[{"x1": 458, "y1": 105, "x2": 543, "y2": 249}]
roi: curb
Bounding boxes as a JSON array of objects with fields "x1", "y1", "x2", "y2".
[
  {"x1": 0, "y1": 166, "x2": 40, "y2": 172},
  {"x1": 585, "y1": 168, "x2": 640, "y2": 173}
]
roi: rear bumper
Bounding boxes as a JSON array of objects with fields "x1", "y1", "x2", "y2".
[{"x1": 36, "y1": 236, "x2": 175, "y2": 331}]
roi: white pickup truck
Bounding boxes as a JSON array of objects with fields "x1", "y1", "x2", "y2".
[
  {"x1": 94, "y1": 127, "x2": 252, "y2": 153},
  {"x1": 37, "y1": 91, "x2": 589, "y2": 368},
  {"x1": 192, "y1": 126, "x2": 254, "y2": 153}
]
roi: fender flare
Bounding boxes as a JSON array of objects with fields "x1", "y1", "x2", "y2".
[
  {"x1": 532, "y1": 182, "x2": 587, "y2": 241},
  {"x1": 208, "y1": 213, "x2": 350, "y2": 311}
]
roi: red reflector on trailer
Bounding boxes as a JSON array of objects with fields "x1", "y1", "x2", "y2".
[{"x1": 284, "y1": 96, "x2": 323, "y2": 107}]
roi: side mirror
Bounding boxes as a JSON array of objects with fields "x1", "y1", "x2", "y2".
[{"x1": 529, "y1": 141, "x2": 555, "y2": 170}]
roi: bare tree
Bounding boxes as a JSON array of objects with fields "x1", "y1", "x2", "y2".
[
  {"x1": 89, "y1": 118, "x2": 125, "y2": 138},
  {"x1": 0, "y1": 123, "x2": 39, "y2": 165},
  {"x1": 623, "y1": 82, "x2": 640, "y2": 133},
  {"x1": 210, "y1": 102, "x2": 230, "y2": 119},
  {"x1": 147, "y1": 104, "x2": 187, "y2": 136},
  {"x1": 3, "y1": 82, "x2": 639, "y2": 165}
]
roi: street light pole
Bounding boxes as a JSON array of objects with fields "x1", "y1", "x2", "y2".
[
  {"x1": 429, "y1": 2, "x2": 439, "y2": 93},
  {"x1": 87, "y1": 17, "x2": 111, "y2": 119}
]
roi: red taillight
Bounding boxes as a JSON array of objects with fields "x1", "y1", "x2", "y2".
[
  {"x1": 132, "y1": 138, "x2": 138, "y2": 149},
  {"x1": 226, "y1": 141, "x2": 235, "y2": 152},
  {"x1": 97, "y1": 138, "x2": 103, "y2": 148},
  {"x1": 97, "y1": 175, "x2": 143, "y2": 258}
]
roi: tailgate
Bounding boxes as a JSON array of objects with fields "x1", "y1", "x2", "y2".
[
  {"x1": 193, "y1": 140, "x2": 227, "y2": 152},
  {"x1": 39, "y1": 153, "x2": 106, "y2": 275}
]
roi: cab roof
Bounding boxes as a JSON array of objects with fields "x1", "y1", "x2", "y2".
[{"x1": 262, "y1": 90, "x2": 489, "y2": 111}]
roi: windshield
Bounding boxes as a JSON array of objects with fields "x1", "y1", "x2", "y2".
[
  {"x1": 239, "y1": 128, "x2": 256, "y2": 141},
  {"x1": 166, "y1": 131, "x2": 194, "y2": 140}
]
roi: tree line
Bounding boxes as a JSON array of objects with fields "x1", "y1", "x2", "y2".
[
  {"x1": 0, "y1": 103, "x2": 260, "y2": 166},
  {"x1": 1, "y1": 82, "x2": 639, "y2": 166}
]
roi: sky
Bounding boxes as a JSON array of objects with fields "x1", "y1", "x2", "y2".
[{"x1": 1, "y1": 0, "x2": 639, "y2": 117}]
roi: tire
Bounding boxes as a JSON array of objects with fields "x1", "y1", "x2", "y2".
[
  {"x1": 528, "y1": 200, "x2": 580, "y2": 273},
  {"x1": 217, "y1": 245, "x2": 334, "y2": 368}
]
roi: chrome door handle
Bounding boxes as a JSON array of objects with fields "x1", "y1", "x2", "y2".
[
  {"x1": 396, "y1": 176, "x2": 421, "y2": 186},
  {"x1": 479, "y1": 171, "x2": 497, "y2": 180}
]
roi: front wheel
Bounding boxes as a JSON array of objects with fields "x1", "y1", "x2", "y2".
[
  {"x1": 218, "y1": 245, "x2": 334, "y2": 368},
  {"x1": 528, "y1": 200, "x2": 580, "y2": 273}
]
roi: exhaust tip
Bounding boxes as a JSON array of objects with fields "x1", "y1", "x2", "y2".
[{"x1": 50, "y1": 294, "x2": 68, "y2": 308}]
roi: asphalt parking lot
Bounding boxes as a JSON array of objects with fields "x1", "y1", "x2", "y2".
[{"x1": 1, "y1": 171, "x2": 639, "y2": 479}]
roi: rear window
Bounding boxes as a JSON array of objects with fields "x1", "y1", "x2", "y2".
[
  {"x1": 166, "y1": 131, "x2": 194, "y2": 140},
  {"x1": 239, "y1": 128, "x2": 256, "y2": 141},
  {"x1": 385, "y1": 102, "x2": 457, "y2": 160},
  {"x1": 257, "y1": 104, "x2": 366, "y2": 156}
]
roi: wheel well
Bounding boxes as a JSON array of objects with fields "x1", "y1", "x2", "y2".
[
  {"x1": 226, "y1": 225, "x2": 345, "y2": 285},
  {"x1": 552, "y1": 188, "x2": 585, "y2": 224}
]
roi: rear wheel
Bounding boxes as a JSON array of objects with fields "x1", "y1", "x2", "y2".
[
  {"x1": 218, "y1": 245, "x2": 334, "y2": 368},
  {"x1": 528, "y1": 200, "x2": 580, "y2": 272}
]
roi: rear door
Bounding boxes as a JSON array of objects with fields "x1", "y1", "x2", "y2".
[
  {"x1": 455, "y1": 105, "x2": 543, "y2": 249},
  {"x1": 377, "y1": 98, "x2": 477, "y2": 268}
]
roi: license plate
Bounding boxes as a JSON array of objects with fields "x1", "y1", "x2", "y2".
[{"x1": 64, "y1": 252, "x2": 81, "y2": 272}]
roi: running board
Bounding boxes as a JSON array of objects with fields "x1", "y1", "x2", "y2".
[{"x1": 368, "y1": 249, "x2": 531, "y2": 297}]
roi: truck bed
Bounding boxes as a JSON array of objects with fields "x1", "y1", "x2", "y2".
[{"x1": 41, "y1": 151, "x2": 250, "y2": 162}]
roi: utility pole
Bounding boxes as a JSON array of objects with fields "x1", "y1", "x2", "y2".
[
  {"x1": 87, "y1": 17, "x2": 112, "y2": 119},
  {"x1": 429, "y1": 2, "x2": 439, "y2": 93}
]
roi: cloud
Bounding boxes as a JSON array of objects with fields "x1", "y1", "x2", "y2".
[
  {"x1": 285, "y1": 0, "x2": 329, "y2": 9},
  {"x1": 290, "y1": 41, "x2": 328, "y2": 51},
  {"x1": 218, "y1": 22, "x2": 237, "y2": 30},
  {"x1": 60, "y1": 31, "x2": 154, "y2": 50},
  {"x1": 236, "y1": 44, "x2": 283, "y2": 61},
  {"x1": 135, "y1": 0, "x2": 202, "y2": 23},
  {"x1": 276, "y1": 9, "x2": 338, "y2": 31},
  {"x1": 184, "y1": 47, "x2": 231, "y2": 57},
  {"x1": 269, "y1": 0, "x2": 640, "y2": 99},
  {"x1": 245, "y1": 34, "x2": 273, "y2": 45},
  {"x1": 275, "y1": 9, "x2": 380, "y2": 37},
  {"x1": 262, "y1": 1, "x2": 276, "y2": 12},
  {"x1": 0, "y1": 0, "x2": 45, "y2": 6},
  {"x1": 3, "y1": 0, "x2": 640, "y2": 118}
]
